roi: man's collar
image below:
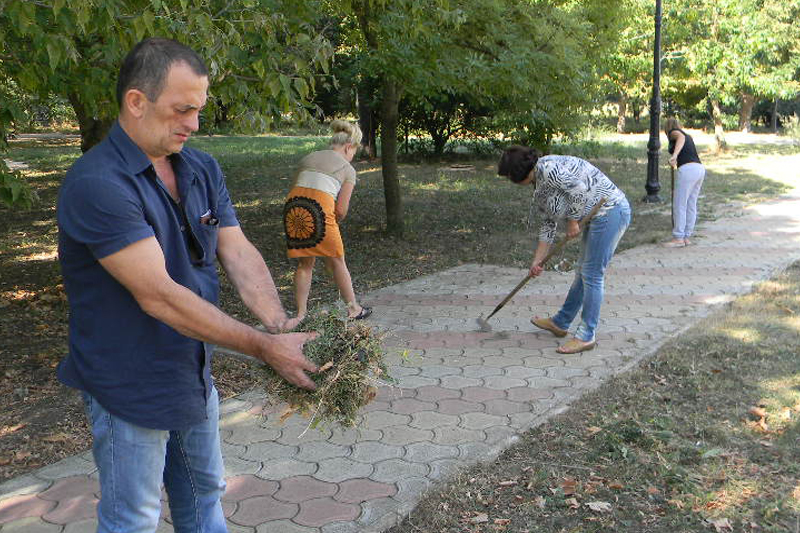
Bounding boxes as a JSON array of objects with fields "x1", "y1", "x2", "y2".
[{"x1": 108, "y1": 121, "x2": 154, "y2": 176}]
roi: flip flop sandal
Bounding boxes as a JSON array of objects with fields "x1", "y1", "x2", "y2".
[
  {"x1": 349, "y1": 306, "x2": 373, "y2": 320},
  {"x1": 531, "y1": 316, "x2": 568, "y2": 338},
  {"x1": 556, "y1": 338, "x2": 596, "y2": 354}
]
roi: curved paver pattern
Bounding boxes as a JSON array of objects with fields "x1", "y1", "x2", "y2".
[{"x1": 2, "y1": 179, "x2": 800, "y2": 531}]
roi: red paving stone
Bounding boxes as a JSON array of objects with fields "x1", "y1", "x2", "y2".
[
  {"x1": 274, "y1": 476, "x2": 337, "y2": 503},
  {"x1": 335, "y1": 479, "x2": 397, "y2": 504},
  {"x1": 38, "y1": 477, "x2": 99, "y2": 501},
  {"x1": 293, "y1": 497, "x2": 360, "y2": 527},
  {"x1": 0, "y1": 494, "x2": 56, "y2": 525},
  {"x1": 228, "y1": 495, "x2": 298, "y2": 526},
  {"x1": 223, "y1": 475, "x2": 279, "y2": 501},
  {"x1": 43, "y1": 494, "x2": 98, "y2": 524},
  {"x1": 437, "y1": 399, "x2": 484, "y2": 415}
]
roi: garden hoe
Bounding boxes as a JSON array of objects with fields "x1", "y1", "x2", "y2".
[{"x1": 476, "y1": 198, "x2": 607, "y2": 332}]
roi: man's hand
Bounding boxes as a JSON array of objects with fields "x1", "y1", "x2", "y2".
[
  {"x1": 256, "y1": 331, "x2": 319, "y2": 390},
  {"x1": 669, "y1": 156, "x2": 678, "y2": 169},
  {"x1": 566, "y1": 219, "x2": 581, "y2": 239},
  {"x1": 529, "y1": 262, "x2": 544, "y2": 278}
]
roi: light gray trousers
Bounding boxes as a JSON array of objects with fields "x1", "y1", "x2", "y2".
[{"x1": 672, "y1": 162, "x2": 705, "y2": 239}]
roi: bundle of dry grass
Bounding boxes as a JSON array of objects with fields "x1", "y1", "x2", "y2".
[{"x1": 262, "y1": 310, "x2": 394, "y2": 430}]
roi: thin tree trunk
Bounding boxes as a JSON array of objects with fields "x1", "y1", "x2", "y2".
[
  {"x1": 711, "y1": 99, "x2": 727, "y2": 151},
  {"x1": 771, "y1": 99, "x2": 779, "y2": 132},
  {"x1": 380, "y1": 79, "x2": 403, "y2": 236},
  {"x1": 617, "y1": 95, "x2": 627, "y2": 133},
  {"x1": 356, "y1": 85, "x2": 378, "y2": 159},
  {"x1": 68, "y1": 93, "x2": 113, "y2": 153},
  {"x1": 738, "y1": 93, "x2": 755, "y2": 132}
]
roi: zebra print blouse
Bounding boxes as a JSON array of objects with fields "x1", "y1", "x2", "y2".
[{"x1": 529, "y1": 155, "x2": 627, "y2": 243}]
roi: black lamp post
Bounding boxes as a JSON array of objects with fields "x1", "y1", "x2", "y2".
[{"x1": 643, "y1": 0, "x2": 663, "y2": 203}]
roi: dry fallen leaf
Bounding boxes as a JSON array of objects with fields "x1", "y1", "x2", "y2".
[
  {"x1": 494, "y1": 518, "x2": 511, "y2": 525},
  {"x1": 647, "y1": 487, "x2": 661, "y2": 495},
  {"x1": 470, "y1": 512, "x2": 489, "y2": 524},
  {"x1": 707, "y1": 517, "x2": 733, "y2": 532},
  {"x1": 607, "y1": 481, "x2": 625, "y2": 490},
  {"x1": 560, "y1": 478, "x2": 578, "y2": 495},
  {"x1": 498, "y1": 480, "x2": 517, "y2": 487},
  {"x1": 749, "y1": 406, "x2": 767, "y2": 419},
  {"x1": 565, "y1": 497, "x2": 580, "y2": 509},
  {"x1": 586, "y1": 426, "x2": 602, "y2": 436},
  {"x1": 667, "y1": 499, "x2": 684, "y2": 509},
  {"x1": 279, "y1": 405, "x2": 297, "y2": 423},
  {"x1": 318, "y1": 361, "x2": 334, "y2": 372},
  {"x1": 586, "y1": 501, "x2": 612, "y2": 513}
]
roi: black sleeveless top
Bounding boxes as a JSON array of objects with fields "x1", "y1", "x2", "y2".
[{"x1": 667, "y1": 128, "x2": 701, "y2": 167}]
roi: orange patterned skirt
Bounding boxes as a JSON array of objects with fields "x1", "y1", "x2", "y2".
[{"x1": 283, "y1": 187, "x2": 344, "y2": 258}]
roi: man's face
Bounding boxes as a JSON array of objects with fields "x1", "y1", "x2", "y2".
[{"x1": 139, "y1": 62, "x2": 208, "y2": 159}]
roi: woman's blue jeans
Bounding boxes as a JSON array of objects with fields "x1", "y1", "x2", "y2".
[
  {"x1": 551, "y1": 200, "x2": 631, "y2": 342},
  {"x1": 83, "y1": 387, "x2": 227, "y2": 533}
]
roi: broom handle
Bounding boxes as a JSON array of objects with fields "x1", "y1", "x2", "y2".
[{"x1": 485, "y1": 197, "x2": 608, "y2": 320}]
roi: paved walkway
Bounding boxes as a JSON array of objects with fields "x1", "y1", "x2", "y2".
[{"x1": 2, "y1": 188, "x2": 800, "y2": 532}]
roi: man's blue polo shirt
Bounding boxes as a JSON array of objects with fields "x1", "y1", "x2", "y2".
[{"x1": 57, "y1": 122, "x2": 239, "y2": 430}]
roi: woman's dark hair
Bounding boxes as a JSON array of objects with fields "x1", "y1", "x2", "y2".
[
  {"x1": 498, "y1": 145, "x2": 541, "y2": 183},
  {"x1": 116, "y1": 38, "x2": 208, "y2": 107}
]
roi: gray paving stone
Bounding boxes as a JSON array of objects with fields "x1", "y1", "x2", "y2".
[
  {"x1": 242, "y1": 442, "x2": 299, "y2": 462},
  {"x1": 320, "y1": 520, "x2": 362, "y2": 533},
  {"x1": 481, "y1": 355, "x2": 525, "y2": 367},
  {"x1": 481, "y1": 376, "x2": 528, "y2": 389},
  {"x1": 328, "y1": 428, "x2": 383, "y2": 446},
  {"x1": 0, "y1": 475, "x2": 51, "y2": 500},
  {"x1": 545, "y1": 366, "x2": 588, "y2": 380},
  {"x1": 461, "y1": 365, "x2": 503, "y2": 378},
  {"x1": 351, "y1": 442, "x2": 404, "y2": 464},
  {"x1": 277, "y1": 423, "x2": 334, "y2": 444},
  {"x1": 295, "y1": 442, "x2": 350, "y2": 462},
  {"x1": 34, "y1": 457, "x2": 96, "y2": 480},
  {"x1": 369, "y1": 460, "x2": 429, "y2": 483},
  {"x1": 257, "y1": 459, "x2": 317, "y2": 480},
  {"x1": 404, "y1": 442, "x2": 459, "y2": 464},
  {"x1": 503, "y1": 365, "x2": 546, "y2": 379},
  {"x1": 431, "y1": 426, "x2": 486, "y2": 446},
  {"x1": 224, "y1": 425, "x2": 282, "y2": 445},
  {"x1": 417, "y1": 365, "x2": 462, "y2": 379},
  {"x1": 459, "y1": 412, "x2": 508, "y2": 430},
  {"x1": 357, "y1": 497, "x2": 399, "y2": 529},
  {"x1": 315, "y1": 458, "x2": 373, "y2": 483},
  {"x1": 438, "y1": 375, "x2": 482, "y2": 389},
  {"x1": 428, "y1": 459, "x2": 462, "y2": 480},
  {"x1": 224, "y1": 456, "x2": 262, "y2": 477},
  {"x1": 362, "y1": 411, "x2": 411, "y2": 430},
  {"x1": 409, "y1": 411, "x2": 459, "y2": 430},
  {"x1": 392, "y1": 375, "x2": 439, "y2": 388},
  {"x1": 393, "y1": 477, "x2": 432, "y2": 503},
  {"x1": 379, "y1": 426, "x2": 433, "y2": 446}
]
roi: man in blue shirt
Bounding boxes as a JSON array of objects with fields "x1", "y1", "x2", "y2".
[{"x1": 57, "y1": 38, "x2": 317, "y2": 533}]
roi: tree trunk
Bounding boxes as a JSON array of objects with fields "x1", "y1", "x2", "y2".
[
  {"x1": 379, "y1": 79, "x2": 403, "y2": 237},
  {"x1": 771, "y1": 99, "x2": 779, "y2": 132},
  {"x1": 356, "y1": 85, "x2": 378, "y2": 159},
  {"x1": 711, "y1": 99, "x2": 727, "y2": 151},
  {"x1": 68, "y1": 93, "x2": 113, "y2": 153},
  {"x1": 738, "y1": 93, "x2": 755, "y2": 132},
  {"x1": 633, "y1": 104, "x2": 641, "y2": 124},
  {"x1": 616, "y1": 95, "x2": 627, "y2": 133}
]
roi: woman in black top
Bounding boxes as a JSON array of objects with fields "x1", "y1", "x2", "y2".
[{"x1": 663, "y1": 117, "x2": 706, "y2": 247}]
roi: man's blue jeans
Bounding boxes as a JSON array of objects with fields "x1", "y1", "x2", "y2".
[
  {"x1": 552, "y1": 200, "x2": 631, "y2": 342},
  {"x1": 83, "y1": 387, "x2": 227, "y2": 533}
]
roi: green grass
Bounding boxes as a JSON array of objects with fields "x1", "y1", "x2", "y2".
[{"x1": 388, "y1": 262, "x2": 800, "y2": 533}]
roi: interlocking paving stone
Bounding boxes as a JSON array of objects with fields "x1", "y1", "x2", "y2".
[
  {"x1": 0, "y1": 516, "x2": 63, "y2": 532},
  {"x1": 293, "y1": 497, "x2": 360, "y2": 527},
  {"x1": 229, "y1": 495, "x2": 298, "y2": 526},
  {"x1": 369, "y1": 460, "x2": 429, "y2": 483},
  {"x1": 351, "y1": 442, "x2": 404, "y2": 464},
  {"x1": 0, "y1": 494, "x2": 56, "y2": 525},
  {"x1": 315, "y1": 458, "x2": 373, "y2": 483},
  {"x1": 6, "y1": 181, "x2": 800, "y2": 533},
  {"x1": 334, "y1": 479, "x2": 397, "y2": 503},
  {"x1": 223, "y1": 475, "x2": 279, "y2": 501},
  {"x1": 274, "y1": 476, "x2": 337, "y2": 503}
]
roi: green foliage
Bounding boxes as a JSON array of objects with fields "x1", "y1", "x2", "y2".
[
  {"x1": 0, "y1": 162, "x2": 37, "y2": 208},
  {"x1": 0, "y1": 0, "x2": 335, "y2": 205}
]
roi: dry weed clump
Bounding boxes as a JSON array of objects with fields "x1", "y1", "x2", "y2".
[{"x1": 262, "y1": 310, "x2": 394, "y2": 430}]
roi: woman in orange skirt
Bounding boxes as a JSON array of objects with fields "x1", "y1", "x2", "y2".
[{"x1": 284, "y1": 120, "x2": 372, "y2": 321}]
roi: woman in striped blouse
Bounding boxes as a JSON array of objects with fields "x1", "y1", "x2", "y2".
[{"x1": 498, "y1": 146, "x2": 631, "y2": 354}]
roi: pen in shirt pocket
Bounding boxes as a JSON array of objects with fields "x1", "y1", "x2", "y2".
[{"x1": 199, "y1": 209, "x2": 219, "y2": 226}]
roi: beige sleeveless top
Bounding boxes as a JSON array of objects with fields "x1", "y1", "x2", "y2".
[{"x1": 293, "y1": 150, "x2": 356, "y2": 198}]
